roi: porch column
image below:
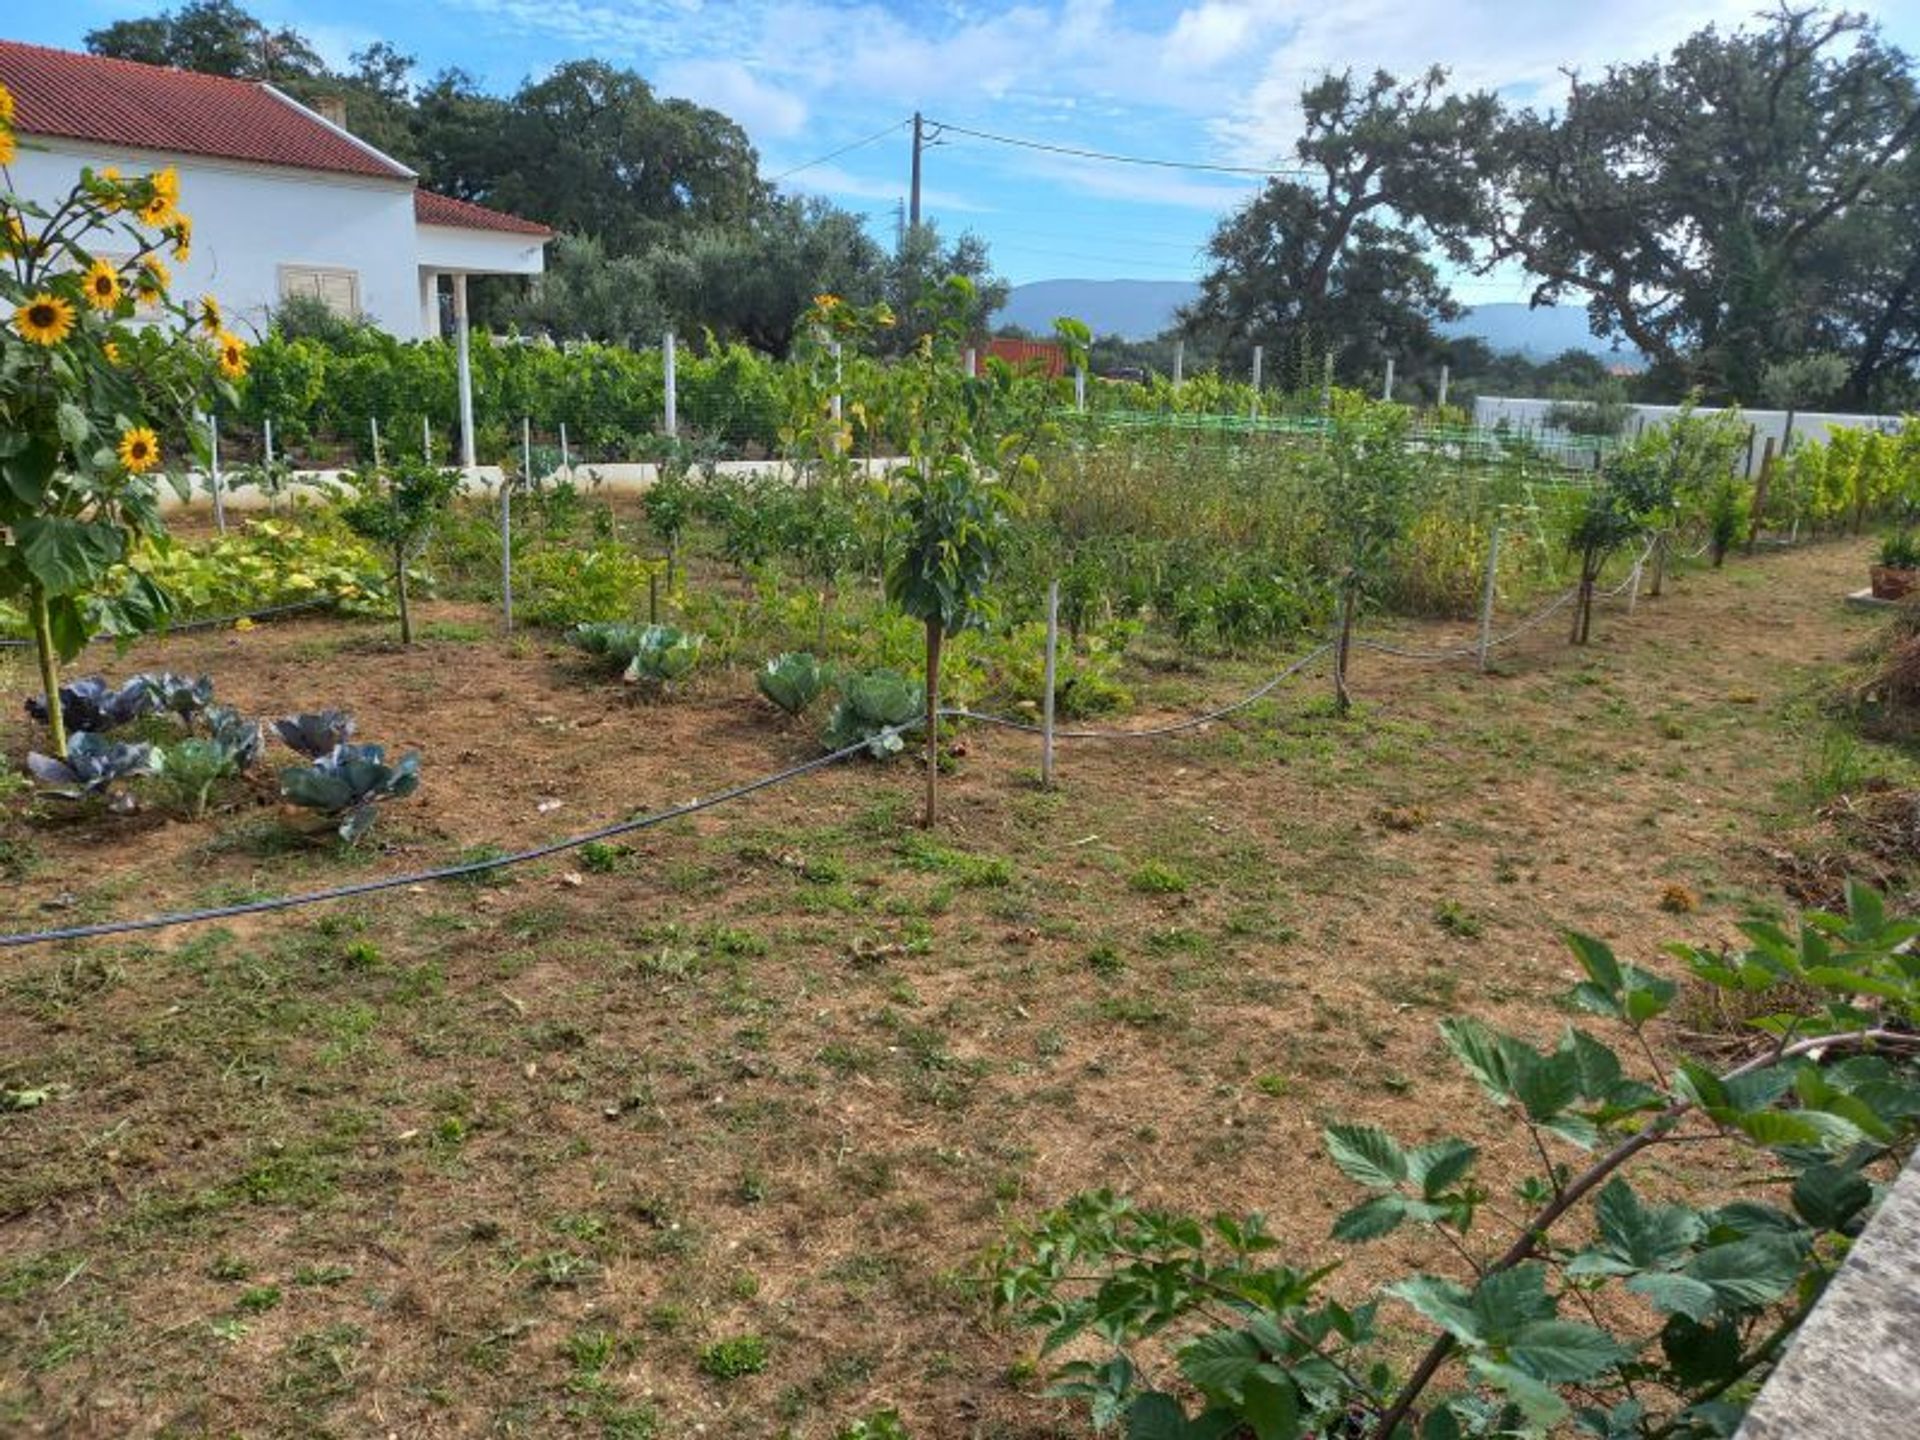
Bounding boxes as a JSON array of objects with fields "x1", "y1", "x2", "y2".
[
  {"x1": 419, "y1": 269, "x2": 439, "y2": 337},
  {"x1": 453, "y1": 272, "x2": 476, "y2": 470}
]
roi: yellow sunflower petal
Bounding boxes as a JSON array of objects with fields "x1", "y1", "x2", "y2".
[{"x1": 14, "y1": 293, "x2": 76, "y2": 346}]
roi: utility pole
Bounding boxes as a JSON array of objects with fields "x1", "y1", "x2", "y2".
[{"x1": 909, "y1": 111, "x2": 925, "y2": 230}]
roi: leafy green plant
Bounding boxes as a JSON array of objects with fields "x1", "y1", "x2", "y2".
[
  {"x1": 697, "y1": 1334, "x2": 770, "y2": 1380},
  {"x1": 822, "y1": 668, "x2": 925, "y2": 757},
  {"x1": 151, "y1": 737, "x2": 240, "y2": 819},
  {"x1": 994, "y1": 882, "x2": 1920, "y2": 1439},
  {"x1": 520, "y1": 542, "x2": 658, "y2": 627},
  {"x1": 279, "y1": 743, "x2": 421, "y2": 842},
  {"x1": 757, "y1": 652, "x2": 828, "y2": 716},
  {"x1": 1877, "y1": 529, "x2": 1920, "y2": 569},
  {"x1": 568, "y1": 621, "x2": 704, "y2": 686},
  {"x1": 143, "y1": 671, "x2": 214, "y2": 724},
  {"x1": 337, "y1": 457, "x2": 462, "y2": 644}
]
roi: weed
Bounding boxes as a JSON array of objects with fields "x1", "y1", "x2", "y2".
[
  {"x1": 1128, "y1": 861, "x2": 1189, "y2": 895},
  {"x1": 238, "y1": 1284, "x2": 283, "y2": 1313},
  {"x1": 699, "y1": 1334, "x2": 771, "y2": 1380},
  {"x1": 1434, "y1": 900, "x2": 1484, "y2": 939},
  {"x1": 1084, "y1": 943, "x2": 1125, "y2": 977}
]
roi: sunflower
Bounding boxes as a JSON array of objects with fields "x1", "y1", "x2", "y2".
[
  {"x1": 139, "y1": 192, "x2": 176, "y2": 228},
  {"x1": 135, "y1": 255, "x2": 171, "y2": 301},
  {"x1": 103, "y1": 340, "x2": 123, "y2": 365},
  {"x1": 0, "y1": 81, "x2": 14, "y2": 127},
  {"x1": 0, "y1": 129, "x2": 14, "y2": 167},
  {"x1": 117, "y1": 427, "x2": 161, "y2": 475},
  {"x1": 82, "y1": 259, "x2": 122, "y2": 311},
  {"x1": 1, "y1": 214, "x2": 25, "y2": 255},
  {"x1": 151, "y1": 167, "x2": 180, "y2": 205},
  {"x1": 171, "y1": 216, "x2": 193, "y2": 262},
  {"x1": 199, "y1": 294, "x2": 222, "y2": 335},
  {"x1": 216, "y1": 329, "x2": 248, "y2": 380},
  {"x1": 14, "y1": 293, "x2": 76, "y2": 346},
  {"x1": 813, "y1": 293, "x2": 842, "y2": 310}
]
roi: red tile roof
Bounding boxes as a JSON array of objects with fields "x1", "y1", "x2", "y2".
[
  {"x1": 0, "y1": 39, "x2": 412, "y2": 181},
  {"x1": 414, "y1": 189, "x2": 553, "y2": 238}
]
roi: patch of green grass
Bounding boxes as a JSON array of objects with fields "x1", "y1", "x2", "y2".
[
  {"x1": 896, "y1": 834, "x2": 1013, "y2": 888},
  {"x1": 1434, "y1": 900, "x2": 1484, "y2": 940},
  {"x1": 1128, "y1": 861, "x2": 1189, "y2": 895},
  {"x1": 698, "y1": 1334, "x2": 770, "y2": 1380}
]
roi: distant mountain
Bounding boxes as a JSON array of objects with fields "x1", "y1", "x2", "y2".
[
  {"x1": 996, "y1": 279, "x2": 1200, "y2": 340},
  {"x1": 1441, "y1": 303, "x2": 1640, "y2": 364},
  {"x1": 996, "y1": 281, "x2": 1642, "y2": 366}
]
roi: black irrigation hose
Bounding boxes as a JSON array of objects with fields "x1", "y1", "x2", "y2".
[
  {"x1": 0, "y1": 599, "x2": 332, "y2": 651},
  {"x1": 0, "y1": 733, "x2": 895, "y2": 950},
  {"x1": 0, "y1": 640, "x2": 1347, "y2": 950},
  {"x1": 956, "y1": 643, "x2": 1331, "y2": 739}
]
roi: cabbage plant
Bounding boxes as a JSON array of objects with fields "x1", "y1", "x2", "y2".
[
  {"x1": 279, "y1": 743, "x2": 421, "y2": 843},
  {"x1": 569, "y1": 621, "x2": 703, "y2": 686},
  {"x1": 822, "y1": 668, "x2": 924, "y2": 758},
  {"x1": 757, "y1": 652, "x2": 828, "y2": 716},
  {"x1": 25, "y1": 676, "x2": 158, "y2": 734},
  {"x1": 273, "y1": 710, "x2": 356, "y2": 758},
  {"x1": 26, "y1": 732, "x2": 158, "y2": 803},
  {"x1": 202, "y1": 705, "x2": 264, "y2": 771},
  {"x1": 142, "y1": 671, "x2": 214, "y2": 722}
]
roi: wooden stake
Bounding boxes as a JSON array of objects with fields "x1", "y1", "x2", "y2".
[
  {"x1": 500, "y1": 473, "x2": 514, "y2": 634},
  {"x1": 208, "y1": 412, "x2": 226, "y2": 534}
]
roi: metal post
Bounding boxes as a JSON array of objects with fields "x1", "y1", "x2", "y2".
[
  {"x1": 1074, "y1": 367, "x2": 1086, "y2": 411},
  {"x1": 263, "y1": 416, "x2": 274, "y2": 465},
  {"x1": 559, "y1": 422, "x2": 571, "y2": 479},
  {"x1": 1322, "y1": 353, "x2": 1334, "y2": 415},
  {"x1": 1477, "y1": 524, "x2": 1502, "y2": 672},
  {"x1": 663, "y1": 330, "x2": 678, "y2": 436},
  {"x1": 1172, "y1": 338, "x2": 1184, "y2": 387},
  {"x1": 1250, "y1": 344, "x2": 1263, "y2": 418},
  {"x1": 521, "y1": 415, "x2": 532, "y2": 488},
  {"x1": 500, "y1": 471, "x2": 513, "y2": 634},
  {"x1": 423, "y1": 416, "x2": 432, "y2": 461},
  {"x1": 1383, "y1": 357, "x2": 1395, "y2": 402},
  {"x1": 370, "y1": 415, "x2": 382, "y2": 468},
  {"x1": 964, "y1": 346, "x2": 976, "y2": 378},
  {"x1": 454, "y1": 273, "x2": 476, "y2": 470},
  {"x1": 1627, "y1": 552, "x2": 1643, "y2": 616},
  {"x1": 1437, "y1": 364, "x2": 1450, "y2": 411},
  {"x1": 830, "y1": 341, "x2": 843, "y2": 425},
  {"x1": 1042, "y1": 580, "x2": 1059, "y2": 790},
  {"x1": 207, "y1": 412, "x2": 226, "y2": 533}
]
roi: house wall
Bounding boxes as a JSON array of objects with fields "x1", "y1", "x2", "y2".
[
  {"x1": 9, "y1": 136, "x2": 425, "y2": 340},
  {"x1": 416, "y1": 224, "x2": 547, "y2": 276}
]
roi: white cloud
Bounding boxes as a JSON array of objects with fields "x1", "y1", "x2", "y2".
[{"x1": 657, "y1": 57, "x2": 808, "y2": 137}]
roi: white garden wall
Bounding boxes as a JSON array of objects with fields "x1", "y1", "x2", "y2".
[{"x1": 1474, "y1": 396, "x2": 1906, "y2": 477}]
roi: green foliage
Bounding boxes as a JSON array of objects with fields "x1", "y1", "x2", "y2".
[
  {"x1": 994, "y1": 883, "x2": 1920, "y2": 1439},
  {"x1": 822, "y1": 668, "x2": 924, "y2": 758},
  {"x1": 568, "y1": 621, "x2": 703, "y2": 686},
  {"x1": 696, "y1": 1334, "x2": 769, "y2": 1380},
  {"x1": 337, "y1": 458, "x2": 461, "y2": 643},
  {"x1": 519, "y1": 543, "x2": 658, "y2": 627},
  {"x1": 1878, "y1": 530, "x2": 1920, "y2": 569},
  {"x1": 279, "y1": 742, "x2": 421, "y2": 843},
  {"x1": 757, "y1": 652, "x2": 828, "y2": 716}
]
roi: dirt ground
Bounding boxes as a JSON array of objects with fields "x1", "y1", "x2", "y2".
[{"x1": 0, "y1": 538, "x2": 1902, "y2": 1438}]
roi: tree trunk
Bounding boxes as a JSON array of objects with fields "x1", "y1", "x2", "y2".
[
  {"x1": 1334, "y1": 586, "x2": 1354, "y2": 716},
  {"x1": 395, "y1": 545, "x2": 413, "y2": 645},
  {"x1": 922, "y1": 620, "x2": 942, "y2": 828},
  {"x1": 1650, "y1": 533, "x2": 1668, "y2": 598},
  {"x1": 29, "y1": 584, "x2": 67, "y2": 758}
]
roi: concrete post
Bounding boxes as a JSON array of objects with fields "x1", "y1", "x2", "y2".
[
  {"x1": 663, "y1": 330, "x2": 677, "y2": 436},
  {"x1": 453, "y1": 273, "x2": 477, "y2": 470}
]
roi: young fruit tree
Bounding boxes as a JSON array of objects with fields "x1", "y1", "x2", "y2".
[
  {"x1": 1314, "y1": 399, "x2": 1416, "y2": 712},
  {"x1": 882, "y1": 277, "x2": 1083, "y2": 826},
  {"x1": 338, "y1": 456, "x2": 462, "y2": 644},
  {"x1": 2, "y1": 100, "x2": 246, "y2": 757}
]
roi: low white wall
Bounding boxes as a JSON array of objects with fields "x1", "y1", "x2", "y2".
[
  {"x1": 160, "y1": 458, "x2": 898, "y2": 513},
  {"x1": 1473, "y1": 397, "x2": 1905, "y2": 477}
]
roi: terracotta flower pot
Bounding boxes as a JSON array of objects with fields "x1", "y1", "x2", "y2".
[{"x1": 1870, "y1": 564, "x2": 1919, "y2": 601}]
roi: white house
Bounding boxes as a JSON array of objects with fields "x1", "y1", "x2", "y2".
[{"x1": 0, "y1": 39, "x2": 551, "y2": 464}]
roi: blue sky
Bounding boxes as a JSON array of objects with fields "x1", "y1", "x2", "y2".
[{"x1": 12, "y1": 2, "x2": 1920, "y2": 294}]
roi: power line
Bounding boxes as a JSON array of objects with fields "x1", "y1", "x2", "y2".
[
  {"x1": 925, "y1": 117, "x2": 1308, "y2": 179},
  {"x1": 769, "y1": 119, "x2": 910, "y2": 183}
]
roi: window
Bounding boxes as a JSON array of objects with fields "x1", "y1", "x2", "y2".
[{"x1": 278, "y1": 264, "x2": 360, "y2": 318}]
